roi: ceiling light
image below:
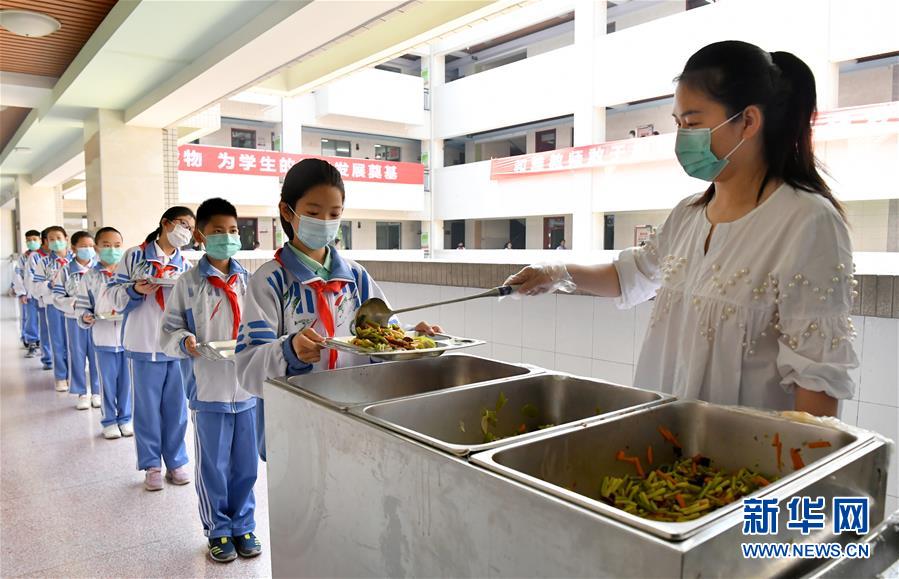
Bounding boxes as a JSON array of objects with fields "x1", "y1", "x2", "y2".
[{"x1": 0, "y1": 10, "x2": 61, "y2": 38}]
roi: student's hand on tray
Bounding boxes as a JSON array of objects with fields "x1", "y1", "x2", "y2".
[
  {"x1": 414, "y1": 321, "x2": 443, "y2": 336},
  {"x1": 133, "y1": 280, "x2": 156, "y2": 295},
  {"x1": 183, "y1": 335, "x2": 201, "y2": 357},
  {"x1": 82, "y1": 313, "x2": 95, "y2": 326},
  {"x1": 292, "y1": 327, "x2": 325, "y2": 364}
]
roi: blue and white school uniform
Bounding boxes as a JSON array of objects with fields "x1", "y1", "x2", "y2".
[
  {"x1": 13, "y1": 251, "x2": 39, "y2": 346},
  {"x1": 53, "y1": 258, "x2": 100, "y2": 396},
  {"x1": 25, "y1": 250, "x2": 52, "y2": 366},
  {"x1": 235, "y1": 244, "x2": 396, "y2": 460},
  {"x1": 109, "y1": 240, "x2": 192, "y2": 471},
  {"x1": 33, "y1": 252, "x2": 72, "y2": 381},
  {"x1": 160, "y1": 256, "x2": 257, "y2": 539},
  {"x1": 76, "y1": 264, "x2": 132, "y2": 427}
]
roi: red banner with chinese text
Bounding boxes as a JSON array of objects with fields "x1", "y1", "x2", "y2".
[{"x1": 178, "y1": 144, "x2": 424, "y2": 185}]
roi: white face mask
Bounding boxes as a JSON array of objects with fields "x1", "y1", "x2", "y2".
[
  {"x1": 166, "y1": 223, "x2": 192, "y2": 248},
  {"x1": 288, "y1": 207, "x2": 341, "y2": 250}
]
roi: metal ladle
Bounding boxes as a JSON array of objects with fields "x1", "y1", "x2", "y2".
[{"x1": 353, "y1": 284, "x2": 521, "y2": 332}]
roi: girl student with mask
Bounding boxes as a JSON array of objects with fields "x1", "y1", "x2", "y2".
[
  {"x1": 235, "y1": 159, "x2": 441, "y2": 461},
  {"x1": 108, "y1": 207, "x2": 195, "y2": 491},
  {"x1": 507, "y1": 41, "x2": 857, "y2": 417},
  {"x1": 51, "y1": 231, "x2": 101, "y2": 411},
  {"x1": 76, "y1": 227, "x2": 133, "y2": 439},
  {"x1": 30, "y1": 226, "x2": 73, "y2": 391}
]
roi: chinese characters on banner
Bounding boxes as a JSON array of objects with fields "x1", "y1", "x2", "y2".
[
  {"x1": 490, "y1": 101, "x2": 899, "y2": 180},
  {"x1": 178, "y1": 144, "x2": 424, "y2": 185}
]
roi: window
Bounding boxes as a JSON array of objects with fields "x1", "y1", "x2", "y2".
[
  {"x1": 321, "y1": 138, "x2": 351, "y2": 157},
  {"x1": 376, "y1": 222, "x2": 402, "y2": 250},
  {"x1": 536, "y1": 129, "x2": 556, "y2": 152},
  {"x1": 237, "y1": 218, "x2": 258, "y2": 250},
  {"x1": 375, "y1": 145, "x2": 401, "y2": 161},
  {"x1": 231, "y1": 128, "x2": 256, "y2": 149}
]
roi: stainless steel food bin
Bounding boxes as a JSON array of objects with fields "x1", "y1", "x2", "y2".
[
  {"x1": 805, "y1": 510, "x2": 899, "y2": 578},
  {"x1": 351, "y1": 372, "x2": 674, "y2": 455},
  {"x1": 270, "y1": 353, "x2": 538, "y2": 411},
  {"x1": 263, "y1": 376, "x2": 892, "y2": 578},
  {"x1": 470, "y1": 400, "x2": 879, "y2": 541}
]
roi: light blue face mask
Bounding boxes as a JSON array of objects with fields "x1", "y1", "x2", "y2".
[
  {"x1": 76, "y1": 247, "x2": 95, "y2": 262},
  {"x1": 289, "y1": 207, "x2": 340, "y2": 250},
  {"x1": 674, "y1": 110, "x2": 746, "y2": 181},
  {"x1": 202, "y1": 233, "x2": 242, "y2": 260}
]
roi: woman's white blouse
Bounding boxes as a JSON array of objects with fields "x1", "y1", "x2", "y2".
[{"x1": 614, "y1": 184, "x2": 859, "y2": 411}]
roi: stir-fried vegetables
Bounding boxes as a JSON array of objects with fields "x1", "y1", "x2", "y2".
[
  {"x1": 468, "y1": 392, "x2": 558, "y2": 443},
  {"x1": 599, "y1": 455, "x2": 775, "y2": 522},
  {"x1": 350, "y1": 323, "x2": 437, "y2": 352}
]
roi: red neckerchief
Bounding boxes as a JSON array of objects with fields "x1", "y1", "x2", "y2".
[{"x1": 207, "y1": 274, "x2": 240, "y2": 340}]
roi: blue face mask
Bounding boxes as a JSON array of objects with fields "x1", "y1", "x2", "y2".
[
  {"x1": 26, "y1": 240, "x2": 40, "y2": 251},
  {"x1": 203, "y1": 233, "x2": 242, "y2": 260},
  {"x1": 76, "y1": 247, "x2": 95, "y2": 262},
  {"x1": 674, "y1": 110, "x2": 746, "y2": 181},
  {"x1": 99, "y1": 247, "x2": 124, "y2": 265},
  {"x1": 289, "y1": 207, "x2": 340, "y2": 250},
  {"x1": 49, "y1": 240, "x2": 67, "y2": 253}
]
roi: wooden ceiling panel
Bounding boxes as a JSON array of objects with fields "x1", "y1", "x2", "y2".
[
  {"x1": 0, "y1": 105, "x2": 30, "y2": 150},
  {"x1": 0, "y1": 0, "x2": 118, "y2": 77}
]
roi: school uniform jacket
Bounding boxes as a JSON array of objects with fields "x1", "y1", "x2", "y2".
[
  {"x1": 12, "y1": 251, "x2": 34, "y2": 297},
  {"x1": 159, "y1": 256, "x2": 255, "y2": 413},
  {"x1": 75, "y1": 264, "x2": 124, "y2": 352},
  {"x1": 27, "y1": 252, "x2": 72, "y2": 309},
  {"x1": 52, "y1": 258, "x2": 96, "y2": 318},
  {"x1": 108, "y1": 241, "x2": 191, "y2": 361},
  {"x1": 234, "y1": 244, "x2": 397, "y2": 397}
]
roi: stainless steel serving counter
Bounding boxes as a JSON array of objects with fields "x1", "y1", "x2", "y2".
[{"x1": 262, "y1": 355, "x2": 892, "y2": 578}]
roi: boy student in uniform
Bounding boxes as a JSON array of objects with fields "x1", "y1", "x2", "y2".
[
  {"x1": 160, "y1": 198, "x2": 261, "y2": 563},
  {"x1": 235, "y1": 159, "x2": 441, "y2": 461},
  {"x1": 76, "y1": 227, "x2": 133, "y2": 439},
  {"x1": 13, "y1": 229, "x2": 42, "y2": 357},
  {"x1": 29, "y1": 226, "x2": 72, "y2": 391},
  {"x1": 52, "y1": 231, "x2": 101, "y2": 410},
  {"x1": 108, "y1": 206, "x2": 195, "y2": 491},
  {"x1": 25, "y1": 228, "x2": 54, "y2": 370}
]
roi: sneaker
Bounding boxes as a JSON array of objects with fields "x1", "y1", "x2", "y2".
[
  {"x1": 25, "y1": 345, "x2": 38, "y2": 358},
  {"x1": 119, "y1": 422, "x2": 134, "y2": 437},
  {"x1": 233, "y1": 532, "x2": 262, "y2": 558},
  {"x1": 75, "y1": 395, "x2": 90, "y2": 410},
  {"x1": 102, "y1": 424, "x2": 121, "y2": 439},
  {"x1": 144, "y1": 467, "x2": 163, "y2": 491},
  {"x1": 55, "y1": 380, "x2": 68, "y2": 392},
  {"x1": 42, "y1": 363, "x2": 52, "y2": 371},
  {"x1": 208, "y1": 537, "x2": 238, "y2": 563},
  {"x1": 165, "y1": 466, "x2": 191, "y2": 485},
  {"x1": 91, "y1": 394, "x2": 101, "y2": 408}
]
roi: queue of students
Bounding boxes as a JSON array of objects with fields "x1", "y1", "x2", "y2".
[{"x1": 11, "y1": 158, "x2": 438, "y2": 563}]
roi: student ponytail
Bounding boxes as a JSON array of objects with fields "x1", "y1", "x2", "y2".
[
  {"x1": 145, "y1": 206, "x2": 196, "y2": 245},
  {"x1": 678, "y1": 41, "x2": 845, "y2": 219}
]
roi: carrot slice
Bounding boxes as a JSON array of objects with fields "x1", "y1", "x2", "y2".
[
  {"x1": 629, "y1": 457, "x2": 645, "y2": 478},
  {"x1": 790, "y1": 447, "x2": 805, "y2": 470},
  {"x1": 676, "y1": 494, "x2": 687, "y2": 509},
  {"x1": 807, "y1": 440, "x2": 832, "y2": 449},
  {"x1": 657, "y1": 470, "x2": 676, "y2": 486},
  {"x1": 772, "y1": 433, "x2": 783, "y2": 471},
  {"x1": 647, "y1": 444, "x2": 654, "y2": 466},
  {"x1": 616, "y1": 449, "x2": 626, "y2": 461},
  {"x1": 658, "y1": 425, "x2": 682, "y2": 448},
  {"x1": 753, "y1": 475, "x2": 771, "y2": 487}
]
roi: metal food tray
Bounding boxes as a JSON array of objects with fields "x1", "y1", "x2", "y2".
[
  {"x1": 273, "y1": 354, "x2": 540, "y2": 411},
  {"x1": 145, "y1": 277, "x2": 179, "y2": 287},
  {"x1": 471, "y1": 400, "x2": 877, "y2": 541},
  {"x1": 350, "y1": 372, "x2": 674, "y2": 456},
  {"x1": 325, "y1": 332, "x2": 485, "y2": 361},
  {"x1": 805, "y1": 510, "x2": 899, "y2": 578},
  {"x1": 196, "y1": 340, "x2": 236, "y2": 361},
  {"x1": 95, "y1": 312, "x2": 123, "y2": 322}
]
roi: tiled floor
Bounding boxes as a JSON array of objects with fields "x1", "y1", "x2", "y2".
[{"x1": 0, "y1": 298, "x2": 271, "y2": 578}]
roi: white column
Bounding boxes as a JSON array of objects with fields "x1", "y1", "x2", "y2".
[
  {"x1": 83, "y1": 109, "x2": 166, "y2": 247},
  {"x1": 16, "y1": 175, "x2": 61, "y2": 247},
  {"x1": 571, "y1": 0, "x2": 607, "y2": 251},
  {"x1": 281, "y1": 96, "x2": 305, "y2": 154},
  {"x1": 423, "y1": 48, "x2": 447, "y2": 255}
]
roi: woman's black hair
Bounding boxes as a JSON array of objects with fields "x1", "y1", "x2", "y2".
[
  {"x1": 677, "y1": 41, "x2": 844, "y2": 219},
  {"x1": 144, "y1": 206, "x2": 195, "y2": 245},
  {"x1": 279, "y1": 159, "x2": 346, "y2": 239},
  {"x1": 71, "y1": 230, "x2": 93, "y2": 247},
  {"x1": 94, "y1": 226, "x2": 121, "y2": 243}
]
